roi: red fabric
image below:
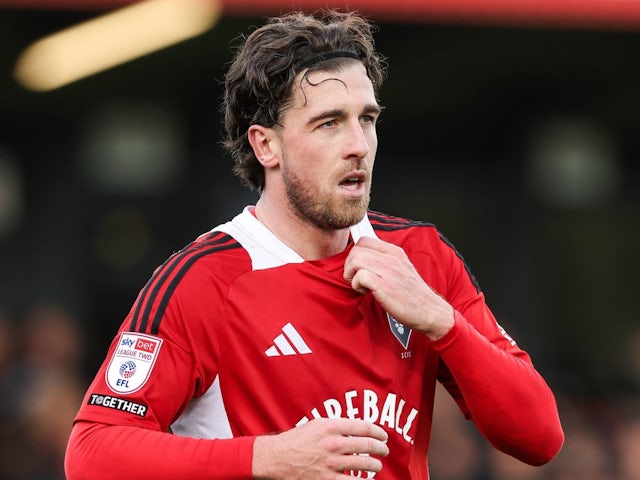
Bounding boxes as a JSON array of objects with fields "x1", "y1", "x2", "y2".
[
  {"x1": 65, "y1": 422, "x2": 254, "y2": 480},
  {"x1": 433, "y1": 312, "x2": 563, "y2": 465},
  {"x1": 65, "y1": 210, "x2": 563, "y2": 479}
]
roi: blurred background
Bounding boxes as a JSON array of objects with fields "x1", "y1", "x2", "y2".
[{"x1": 0, "y1": 0, "x2": 638, "y2": 478}]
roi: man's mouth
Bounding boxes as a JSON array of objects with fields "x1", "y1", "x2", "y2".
[{"x1": 339, "y1": 172, "x2": 366, "y2": 191}]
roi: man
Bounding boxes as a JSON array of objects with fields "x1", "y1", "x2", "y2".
[{"x1": 65, "y1": 10, "x2": 563, "y2": 479}]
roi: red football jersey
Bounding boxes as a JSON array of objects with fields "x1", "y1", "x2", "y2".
[{"x1": 68, "y1": 208, "x2": 562, "y2": 479}]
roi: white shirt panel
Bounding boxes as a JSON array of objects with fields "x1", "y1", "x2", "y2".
[{"x1": 170, "y1": 375, "x2": 233, "y2": 439}]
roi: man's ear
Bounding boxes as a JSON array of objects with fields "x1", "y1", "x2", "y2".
[{"x1": 247, "y1": 125, "x2": 280, "y2": 168}]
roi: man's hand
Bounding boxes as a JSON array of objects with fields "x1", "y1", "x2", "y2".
[
  {"x1": 343, "y1": 236, "x2": 454, "y2": 340},
  {"x1": 252, "y1": 418, "x2": 389, "y2": 479}
]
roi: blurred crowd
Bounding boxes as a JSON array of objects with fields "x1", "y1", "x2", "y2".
[
  {"x1": 0, "y1": 305, "x2": 85, "y2": 480},
  {"x1": 429, "y1": 382, "x2": 640, "y2": 480},
  {"x1": 0, "y1": 303, "x2": 639, "y2": 480}
]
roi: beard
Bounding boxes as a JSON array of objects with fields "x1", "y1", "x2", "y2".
[{"x1": 281, "y1": 156, "x2": 371, "y2": 231}]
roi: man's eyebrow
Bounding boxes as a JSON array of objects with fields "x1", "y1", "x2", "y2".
[
  {"x1": 305, "y1": 104, "x2": 382, "y2": 126},
  {"x1": 306, "y1": 109, "x2": 345, "y2": 126},
  {"x1": 363, "y1": 103, "x2": 383, "y2": 115}
]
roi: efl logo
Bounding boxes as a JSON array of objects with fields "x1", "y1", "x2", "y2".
[
  {"x1": 106, "y1": 332, "x2": 163, "y2": 395},
  {"x1": 135, "y1": 338, "x2": 158, "y2": 354}
]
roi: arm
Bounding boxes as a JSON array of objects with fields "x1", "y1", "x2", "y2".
[
  {"x1": 432, "y1": 310, "x2": 563, "y2": 465},
  {"x1": 65, "y1": 421, "x2": 254, "y2": 480},
  {"x1": 65, "y1": 418, "x2": 389, "y2": 480},
  {"x1": 344, "y1": 235, "x2": 563, "y2": 465}
]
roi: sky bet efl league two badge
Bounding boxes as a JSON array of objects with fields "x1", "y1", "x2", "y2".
[{"x1": 106, "y1": 332, "x2": 163, "y2": 394}]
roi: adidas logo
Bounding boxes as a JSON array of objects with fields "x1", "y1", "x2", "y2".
[{"x1": 265, "y1": 323, "x2": 312, "y2": 357}]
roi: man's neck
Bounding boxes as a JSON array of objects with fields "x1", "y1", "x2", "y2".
[{"x1": 253, "y1": 200, "x2": 350, "y2": 261}]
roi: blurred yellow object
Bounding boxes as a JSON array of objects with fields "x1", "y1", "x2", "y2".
[{"x1": 14, "y1": 0, "x2": 221, "y2": 92}]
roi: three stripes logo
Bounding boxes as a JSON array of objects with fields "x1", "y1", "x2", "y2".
[{"x1": 265, "y1": 323, "x2": 312, "y2": 357}]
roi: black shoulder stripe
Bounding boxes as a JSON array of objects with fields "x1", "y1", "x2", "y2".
[
  {"x1": 131, "y1": 232, "x2": 236, "y2": 333},
  {"x1": 372, "y1": 222, "x2": 435, "y2": 231},
  {"x1": 139, "y1": 233, "x2": 237, "y2": 334},
  {"x1": 438, "y1": 233, "x2": 482, "y2": 293},
  {"x1": 129, "y1": 233, "x2": 238, "y2": 333},
  {"x1": 149, "y1": 241, "x2": 240, "y2": 335},
  {"x1": 368, "y1": 211, "x2": 435, "y2": 231},
  {"x1": 140, "y1": 234, "x2": 238, "y2": 334},
  {"x1": 368, "y1": 211, "x2": 481, "y2": 293},
  {"x1": 129, "y1": 238, "x2": 194, "y2": 332}
]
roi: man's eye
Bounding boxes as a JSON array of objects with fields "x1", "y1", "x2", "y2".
[
  {"x1": 322, "y1": 119, "x2": 337, "y2": 127},
  {"x1": 361, "y1": 115, "x2": 376, "y2": 124}
]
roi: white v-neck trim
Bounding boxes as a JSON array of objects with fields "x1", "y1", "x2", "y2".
[{"x1": 213, "y1": 206, "x2": 378, "y2": 270}]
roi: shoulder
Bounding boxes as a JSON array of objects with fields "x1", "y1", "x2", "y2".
[
  {"x1": 158, "y1": 230, "x2": 254, "y2": 291},
  {"x1": 181, "y1": 230, "x2": 247, "y2": 266},
  {"x1": 367, "y1": 210, "x2": 439, "y2": 242},
  {"x1": 154, "y1": 231, "x2": 250, "y2": 286},
  {"x1": 127, "y1": 230, "x2": 250, "y2": 336},
  {"x1": 367, "y1": 209, "x2": 444, "y2": 264},
  {"x1": 367, "y1": 210, "x2": 481, "y2": 292}
]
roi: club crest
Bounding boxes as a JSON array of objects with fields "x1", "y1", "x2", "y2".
[{"x1": 387, "y1": 313, "x2": 411, "y2": 349}]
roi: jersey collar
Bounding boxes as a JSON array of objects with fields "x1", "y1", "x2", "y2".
[{"x1": 213, "y1": 206, "x2": 378, "y2": 270}]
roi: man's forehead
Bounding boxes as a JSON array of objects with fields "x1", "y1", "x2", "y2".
[{"x1": 289, "y1": 64, "x2": 376, "y2": 110}]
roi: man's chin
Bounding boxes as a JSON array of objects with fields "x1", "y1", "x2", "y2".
[{"x1": 320, "y1": 202, "x2": 368, "y2": 230}]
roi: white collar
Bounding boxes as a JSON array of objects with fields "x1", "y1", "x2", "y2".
[{"x1": 213, "y1": 206, "x2": 377, "y2": 270}]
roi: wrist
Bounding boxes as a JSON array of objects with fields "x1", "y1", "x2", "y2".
[
  {"x1": 252, "y1": 436, "x2": 274, "y2": 480},
  {"x1": 423, "y1": 304, "x2": 455, "y2": 341},
  {"x1": 253, "y1": 434, "x2": 288, "y2": 480}
]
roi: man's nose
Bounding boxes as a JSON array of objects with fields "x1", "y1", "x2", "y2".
[{"x1": 342, "y1": 121, "x2": 370, "y2": 160}]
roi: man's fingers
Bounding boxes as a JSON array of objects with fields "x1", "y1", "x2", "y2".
[
  {"x1": 254, "y1": 418, "x2": 390, "y2": 478},
  {"x1": 325, "y1": 418, "x2": 390, "y2": 455},
  {"x1": 343, "y1": 435, "x2": 390, "y2": 457},
  {"x1": 344, "y1": 237, "x2": 402, "y2": 287},
  {"x1": 326, "y1": 436, "x2": 388, "y2": 475},
  {"x1": 343, "y1": 238, "x2": 379, "y2": 282},
  {"x1": 334, "y1": 418, "x2": 388, "y2": 443},
  {"x1": 327, "y1": 453, "x2": 384, "y2": 474},
  {"x1": 354, "y1": 235, "x2": 395, "y2": 253},
  {"x1": 350, "y1": 270, "x2": 373, "y2": 294}
]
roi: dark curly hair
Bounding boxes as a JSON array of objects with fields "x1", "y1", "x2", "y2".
[{"x1": 222, "y1": 10, "x2": 387, "y2": 191}]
